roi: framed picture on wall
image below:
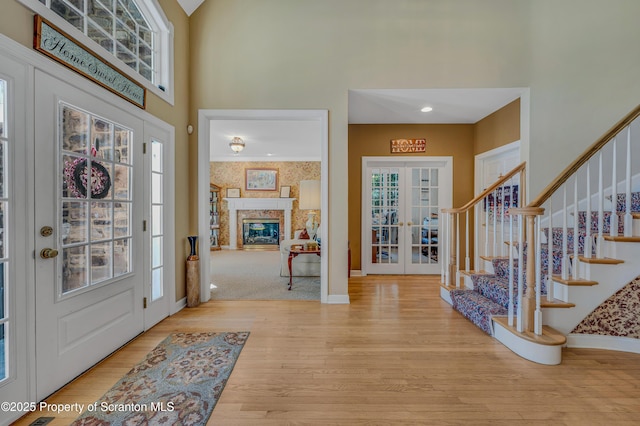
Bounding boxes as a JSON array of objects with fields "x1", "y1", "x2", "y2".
[
  {"x1": 227, "y1": 188, "x2": 240, "y2": 198},
  {"x1": 245, "y1": 168, "x2": 278, "y2": 191},
  {"x1": 280, "y1": 186, "x2": 291, "y2": 197}
]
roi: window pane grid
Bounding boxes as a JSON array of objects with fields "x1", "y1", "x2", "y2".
[
  {"x1": 60, "y1": 103, "x2": 133, "y2": 295},
  {"x1": 151, "y1": 140, "x2": 163, "y2": 301},
  {"x1": 44, "y1": 0, "x2": 157, "y2": 84}
]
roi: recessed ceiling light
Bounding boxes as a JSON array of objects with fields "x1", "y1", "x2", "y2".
[
  {"x1": 266, "y1": 153, "x2": 274, "y2": 156},
  {"x1": 421, "y1": 106, "x2": 433, "y2": 113}
]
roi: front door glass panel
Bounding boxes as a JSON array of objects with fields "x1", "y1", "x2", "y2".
[{"x1": 60, "y1": 103, "x2": 133, "y2": 295}]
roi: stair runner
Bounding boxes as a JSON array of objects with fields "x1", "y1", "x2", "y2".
[{"x1": 449, "y1": 192, "x2": 640, "y2": 335}]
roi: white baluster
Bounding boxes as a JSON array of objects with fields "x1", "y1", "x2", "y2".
[
  {"x1": 516, "y1": 214, "x2": 524, "y2": 333},
  {"x1": 508, "y1": 213, "x2": 514, "y2": 327},
  {"x1": 546, "y1": 197, "x2": 554, "y2": 302},
  {"x1": 492, "y1": 189, "x2": 497, "y2": 257},
  {"x1": 610, "y1": 138, "x2": 618, "y2": 240},
  {"x1": 442, "y1": 211, "x2": 448, "y2": 284},
  {"x1": 562, "y1": 186, "x2": 569, "y2": 280},
  {"x1": 625, "y1": 126, "x2": 633, "y2": 237},
  {"x1": 597, "y1": 152, "x2": 604, "y2": 258},
  {"x1": 465, "y1": 211, "x2": 470, "y2": 272},
  {"x1": 535, "y1": 216, "x2": 542, "y2": 335},
  {"x1": 456, "y1": 213, "x2": 460, "y2": 288},
  {"x1": 474, "y1": 204, "x2": 480, "y2": 272},
  {"x1": 485, "y1": 195, "x2": 489, "y2": 260},
  {"x1": 584, "y1": 162, "x2": 592, "y2": 258},
  {"x1": 572, "y1": 175, "x2": 579, "y2": 280},
  {"x1": 500, "y1": 185, "x2": 505, "y2": 257}
]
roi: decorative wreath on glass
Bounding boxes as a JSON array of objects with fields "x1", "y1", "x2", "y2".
[{"x1": 63, "y1": 145, "x2": 111, "y2": 199}]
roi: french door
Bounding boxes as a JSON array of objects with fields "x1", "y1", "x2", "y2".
[
  {"x1": 34, "y1": 70, "x2": 145, "y2": 400},
  {"x1": 363, "y1": 157, "x2": 452, "y2": 275}
]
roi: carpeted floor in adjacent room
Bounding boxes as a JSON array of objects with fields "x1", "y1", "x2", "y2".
[{"x1": 209, "y1": 249, "x2": 320, "y2": 301}]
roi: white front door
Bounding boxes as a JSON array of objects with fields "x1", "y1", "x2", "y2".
[
  {"x1": 0, "y1": 53, "x2": 30, "y2": 421},
  {"x1": 363, "y1": 158, "x2": 452, "y2": 275},
  {"x1": 34, "y1": 70, "x2": 144, "y2": 400}
]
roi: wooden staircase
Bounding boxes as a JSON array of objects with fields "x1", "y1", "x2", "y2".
[{"x1": 440, "y1": 105, "x2": 640, "y2": 364}]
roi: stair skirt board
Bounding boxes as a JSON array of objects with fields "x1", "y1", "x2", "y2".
[
  {"x1": 493, "y1": 320, "x2": 563, "y2": 365},
  {"x1": 567, "y1": 334, "x2": 640, "y2": 355},
  {"x1": 440, "y1": 285, "x2": 453, "y2": 305}
]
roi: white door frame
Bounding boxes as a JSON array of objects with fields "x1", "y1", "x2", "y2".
[
  {"x1": 361, "y1": 156, "x2": 453, "y2": 276},
  {"x1": 474, "y1": 140, "x2": 522, "y2": 196},
  {"x1": 197, "y1": 109, "x2": 329, "y2": 303}
]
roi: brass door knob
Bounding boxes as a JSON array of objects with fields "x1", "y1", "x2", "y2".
[
  {"x1": 407, "y1": 222, "x2": 413, "y2": 226},
  {"x1": 40, "y1": 248, "x2": 59, "y2": 259}
]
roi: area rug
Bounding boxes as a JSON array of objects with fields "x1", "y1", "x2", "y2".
[{"x1": 71, "y1": 331, "x2": 249, "y2": 426}]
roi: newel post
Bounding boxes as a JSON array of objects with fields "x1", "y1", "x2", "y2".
[{"x1": 510, "y1": 207, "x2": 544, "y2": 332}]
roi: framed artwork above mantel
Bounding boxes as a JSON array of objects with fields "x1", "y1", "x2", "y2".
[{"x1": 245, "y1": 168, "x2": 278, "y2": 191}]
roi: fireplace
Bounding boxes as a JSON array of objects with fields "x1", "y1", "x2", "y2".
[{"x1": 242, "y1": 218, "x2": 280, "y2": 249}]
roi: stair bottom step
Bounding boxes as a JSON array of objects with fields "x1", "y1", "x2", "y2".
[{"x1": 450, "y1": 289, "x2": 508, "y2": 335}]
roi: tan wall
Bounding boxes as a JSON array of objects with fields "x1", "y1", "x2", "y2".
[
  {"x1": 1, "y1": 0, "x2": 191, "y2": 301},
  {"x1": 474, "y1": 99, "x2": 521, "y2": 155},
  {"x1": 348, "y1": 124, "x2": 475, "y2": 270},
  {"x1": 190, "y1": 0, "x2": 531, "y2": 296},
  {"x1": 210, "y1": 161, "x2": 321, "y2": 245}
]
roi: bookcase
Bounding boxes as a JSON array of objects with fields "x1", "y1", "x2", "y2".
[{"x1": 209, "y1": 184, "x2": 221, "y2": 250}]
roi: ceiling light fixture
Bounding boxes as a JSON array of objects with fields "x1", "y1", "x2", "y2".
[
  {"x1": 421, "y1": 106, "x2": 433, "y2": 113},
  {"x1": 229, "y1": 136, "x2": 245, "y2": 153}
]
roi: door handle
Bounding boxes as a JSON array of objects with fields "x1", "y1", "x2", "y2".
[
  {"x1": 398, "y1": 222, "x2": 403, "y2": 227},
  {"x1": 407, "y1": 222, "x2": 413, "y2": 226},
  {"x1": 40, "y1": 248, "x2": 59, "y2": 259}
]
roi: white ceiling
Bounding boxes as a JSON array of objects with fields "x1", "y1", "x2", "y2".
[
  {"x1": 209, "y1": 88, "x2": 525, "y2": 162},
  {"x1": 176, "y1": 0, "x2": 205, "y2": 16},
  {"x1": 348, "y1": 88, "x2": 524, "y2": 124}
]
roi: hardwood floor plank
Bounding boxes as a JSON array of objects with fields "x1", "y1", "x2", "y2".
[{"x1": 13, "y1": 275, "x2": 640, "y2": 425}]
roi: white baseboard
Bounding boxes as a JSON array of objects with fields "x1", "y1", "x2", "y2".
[
  {"x1": 172, "y1": 297, "x2": 186, "y2": 315},
  {"x1": 567, "y1": 333, "x2": 640, "y2": 354},
  {"x1": 326, "y1": 294, "x2": 350, "y2": 304},
  {"x1": 350, "y1": 270, "x2": 363, "y2": 276}
]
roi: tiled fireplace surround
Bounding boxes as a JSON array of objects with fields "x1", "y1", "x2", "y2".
[{"x1": 224, "y1": 198, "x2": 295, "y2": 249}]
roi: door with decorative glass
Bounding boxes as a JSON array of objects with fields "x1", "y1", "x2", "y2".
[
  {"x1": 363, "y1": 158, "x2": 452, "y2": 275},
  {"x1": 33, "y1": 71, "x2": 144, "y2": 400},
  {"x1": 0, "y1": 54, "x2": 30, "y2": 421}
]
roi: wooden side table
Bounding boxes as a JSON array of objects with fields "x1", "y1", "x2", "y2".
[{"x1": 288, "y1": 247, "x2": 321, "y2": 290}]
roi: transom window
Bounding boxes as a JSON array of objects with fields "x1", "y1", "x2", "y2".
[
  {"x1": 40, "y1": 0, "x2": 156, "y2": 82},
  {"x1": 23, "y1": 0, "x2": 173, "y2": 103}
]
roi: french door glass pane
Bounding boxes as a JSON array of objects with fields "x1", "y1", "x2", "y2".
[
  {"x1": 411, "y1": 168, "x2": 439, "y2": 265},
  {"x1": 371, "y1": 168, "x2": 399, "y2": 264},
  {"x1": 60, "y1": 103, "x2": 133, "y2": 295}
]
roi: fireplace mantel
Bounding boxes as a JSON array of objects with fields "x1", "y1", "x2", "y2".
[{"x1": 224, "y1": 197, "x2": 296, "y2": 249}]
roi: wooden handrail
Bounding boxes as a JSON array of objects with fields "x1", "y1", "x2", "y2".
[
  {"x1": 529, "y1": 104, "x2": 640, "y2": 207},
  {"x1": 443, "y1": 162, "x2": 526, "y2": 214}
]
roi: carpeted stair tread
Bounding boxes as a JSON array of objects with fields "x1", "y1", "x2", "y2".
[{"x1": 450, "y1": 289, "x2": 507, "y2": 335}]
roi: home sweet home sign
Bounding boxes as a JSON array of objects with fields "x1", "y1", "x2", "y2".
[{"x1": 34, "y1": 15, "x2": 146, "y2": 109}]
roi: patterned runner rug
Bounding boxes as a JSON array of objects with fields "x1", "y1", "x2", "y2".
[{"x1": 72, "y1": 331, "x2": 249, "y2": 426}]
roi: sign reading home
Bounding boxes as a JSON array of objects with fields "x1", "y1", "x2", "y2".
[
  {"x1": 390, "y1": 139, "x2": 426, "y2": 153},
  {"x1": 34, "y1": 15, "x2": 146, "y2": 109}
]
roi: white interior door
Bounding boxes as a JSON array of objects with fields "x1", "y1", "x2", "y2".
[
  {"x1": 363, "y1": 158, "x2": 452, "y2": 275},
  {"x1": 0, "y1": 53, "x2": 30, "y2": 421},
  {"x1": 34, "y1": 70, "x2": 144, "y2": 400}
]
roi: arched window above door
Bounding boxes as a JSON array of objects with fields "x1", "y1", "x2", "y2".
[{"x1": 19, "y1": 0, "x2": 174, "y2": 104}]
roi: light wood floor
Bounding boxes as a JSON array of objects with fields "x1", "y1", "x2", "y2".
[{"x1": 14, "y1": 275, "x2": 640, "y2": 425}]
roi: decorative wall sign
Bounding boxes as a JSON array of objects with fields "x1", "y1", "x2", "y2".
[
  {"x1": 34, "y1": 15, "x2": 146, "y2": 109},
  {"x1": 390, "y1": 139, "x2": 426, "y2": 153}
]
